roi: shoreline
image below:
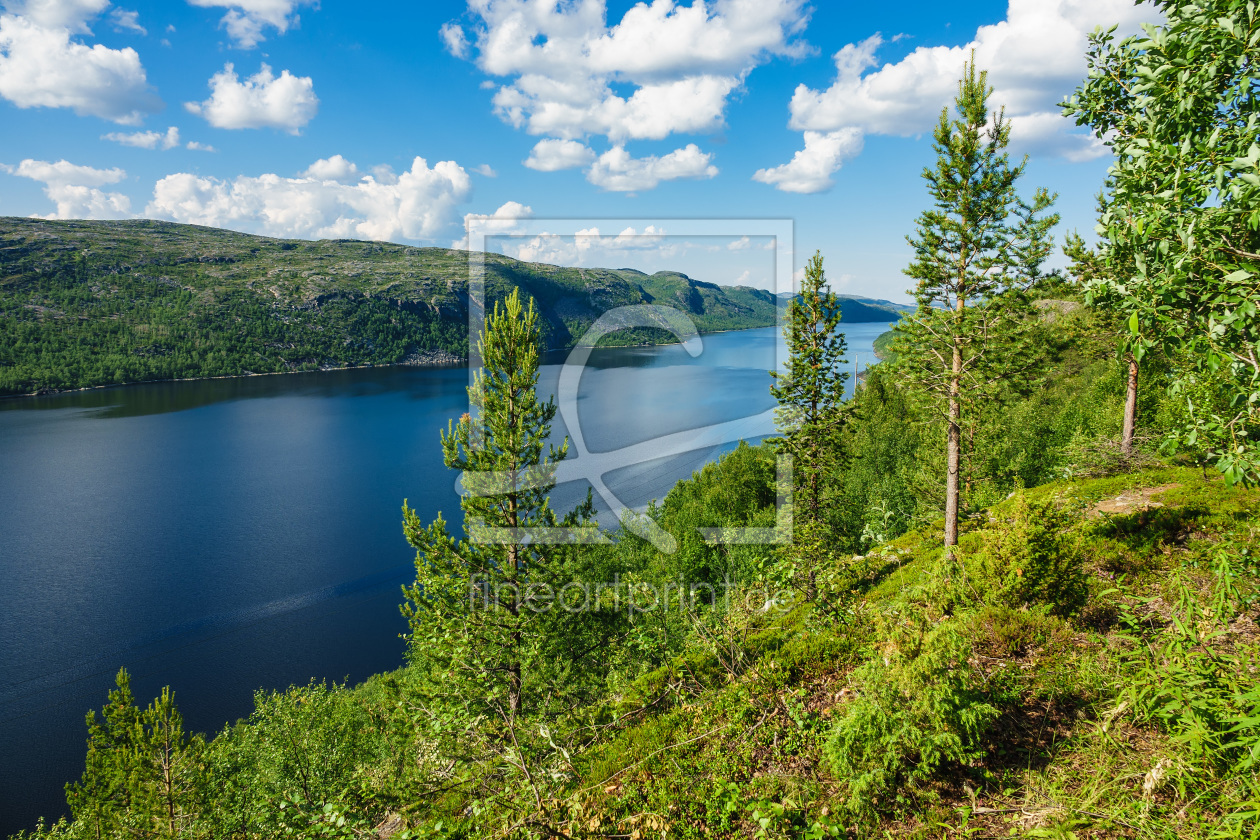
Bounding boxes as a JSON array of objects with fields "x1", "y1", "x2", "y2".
[
  {"x1": 1, "y1": 324, "x2": 791, "y2": 401},
  {"x1": 1, "y1": 322, "x2": 900, "y2": 402},
  {"x1": 0, "y1": 352, "x2": 468, "y2": 401}
]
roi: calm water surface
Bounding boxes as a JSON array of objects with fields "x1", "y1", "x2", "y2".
[{"x1": 0, "y1": 323, "x2": 889, "y2": 833}]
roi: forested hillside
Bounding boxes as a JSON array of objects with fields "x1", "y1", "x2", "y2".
[{"x1": 0, "y1": 218, "x2": 868, "y2": 396}]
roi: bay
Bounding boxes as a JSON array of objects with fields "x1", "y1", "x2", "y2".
[{"x1": 0, "y1": 322, "x2": 890, "y2": 834}]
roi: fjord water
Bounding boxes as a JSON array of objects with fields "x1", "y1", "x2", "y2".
[{"x1": 0, "y1": 323, "x2": 889, "y2": 834}]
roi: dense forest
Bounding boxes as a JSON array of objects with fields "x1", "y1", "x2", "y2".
[
  {"x1": 0, "y1": 218, "x2": 905, "y2": 397},
  {"x1": 9, "y1": 1, "x2": 1260, "y2": 838}
]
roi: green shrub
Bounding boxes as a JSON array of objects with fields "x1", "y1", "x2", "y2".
[
  {"x1": 969, "y1": 603, "x2": 1060, "y2": 658},
  {"x1": 824, "y1": 620, "x2": 998, "y2": 816},
  {"x1": 965, "y1": 494, "x2": 1088, "y2": 615}
]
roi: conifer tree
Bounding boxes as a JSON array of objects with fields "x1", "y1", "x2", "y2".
[
  {"x1": 770, "y1": 251, "x2": 851, "y2": 600},
  {"x1": 67, "y1": 669, "x2": 144, "y2": 840},
  {"x1": 896, "y1": 57, "x2": 1058, "y2": 554},
  {"x1": 401, "y1": 288, "x2": 593, "y2": 722},
  {"x1": 66, "y1": 669, "x2": 204, "y2": 840},
  {"x1": 141, "y1": 686, "x2": 204, "y2": 839}
]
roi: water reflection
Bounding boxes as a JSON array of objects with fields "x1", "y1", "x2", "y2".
[{"x1": 0, "y1": 364, "x2": 468, "y2": 419}]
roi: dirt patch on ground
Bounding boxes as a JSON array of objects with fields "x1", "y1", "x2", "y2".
[{"x1": 1088, "y1": 484, "x2": 1181, "y2": 518}]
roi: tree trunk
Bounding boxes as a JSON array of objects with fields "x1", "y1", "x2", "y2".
[
  {"x1": 1121, "y1": 355, "x2": 1139, "y2": 456},
  {"x1": 806, "y1": 384, "x2": 820, "y2": 603},
  {"x1": 507, "y1": 538, "x2": 522, "y2": 720},
  {"x1": 945, "y1": 338, "x2": 963, "y2": 554},
  {"x1": 166, "y1": 758, "x2": 176, "y2": 840},
  {"x1": 505, "y1": 376, "x2": 524, "y2": 722},
  {"x1": 508, "y1": 654, "x2": 521, "y2": 720}
]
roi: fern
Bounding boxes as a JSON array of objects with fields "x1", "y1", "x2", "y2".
[{"x1": 824, "y1": 620, "x2": 998, "y2": 816}]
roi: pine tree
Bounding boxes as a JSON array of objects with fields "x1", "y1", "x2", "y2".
[
  {"x1": 66, "y1": 670, "x2": 204, "y2": 840},
  {"x1": 770, "y1": 251, "x2": 852, "y2": 601},
  {"x1": 401, "y1": 288, "x2": 593, "y2": 723},
  {"x1": 897, "y1": 56, "x2": 1059, "y2": 554},
  {"x1": 67, "y1": 669, "x2": 144, "y2": 840},
  {"x1": 140, "y1": 686, "x2": 204, "y2": 839}
]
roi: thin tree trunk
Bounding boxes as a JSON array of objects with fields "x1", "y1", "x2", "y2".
[
  {"x1": 507, "y1": 388, "x2": 522, "y2": 721},
  {"x1": 805, "y1": 340, "x2": 820, "y2": 603},
  {"x1": 507, "y1": 541, "x2": 522, "y2": 720},
  {"x1": 508, "y1": 645, "x2": 521, "y2": 720},
  {"x1": 1121, "y1": 355, "x2": 1139, "y2": 456},
  {"x1": 158, "y1": 720, "x2": 176, "y2": 839},
  {"x1": 806, "y1": 407, "x2": 819, "y2": 604},
  {"x1": 166, "y1": 755, "x2": 176, "y2": 840},
  {"x1": 945, "y1": 339, "x2": 962, "y2": 554}
]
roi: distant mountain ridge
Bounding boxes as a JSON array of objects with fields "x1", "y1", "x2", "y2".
[
  {"x1": 0, "y1": 218, "x2": 786, "y2": 395},
  {"x1": 776, "y1": 290, "x2": 910, "y2": 323},
  {"x1": 836, "y1": 293, "x2": 914, "y2": 314}
]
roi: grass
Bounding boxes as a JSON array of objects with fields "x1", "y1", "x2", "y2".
[{"x1": 535, "y1": 466, "x2": 1260, "y2": 839}]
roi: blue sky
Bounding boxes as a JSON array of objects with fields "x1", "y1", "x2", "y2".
[{"x1": 0, "y1": 0, "x2": 1158, "y2": 301}]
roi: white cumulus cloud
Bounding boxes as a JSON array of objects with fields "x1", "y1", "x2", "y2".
[
  {"x1": 4, "y1": 157, "x2": 132, "y2": 219},
  {"x1": 586, "y1": 144, "x2": 717, "y2": 192},
  {"x1": 597, "y1": 224, "x2": 667, "y2": 249},
  {"x1": 187, "y1": 0, "x2": 312, "y2": 48},
  {"x1": 102, "y1": 125, "x2": 180, "y2": 149},
  {"x1": 523, "y1": 139, "x2": 596, "y2": 172},
  {"x1": 495, "y1": 72, "x2": 739, "y2": 143},
  {"x1": 449, "y1": 0, "x2": 811, "y2": 189},
  {"x1": 301, "y1": 154, "x2": 359, "y2": 183},
  {"x1": 752, "y1": 127, "x2": 863, "y2": 194},
  {"x1": 1007, "y1": 111, "x2": 1109, "y2": 162},
  {"x1": 146, "y1": 156, "x2": 473, "y2": 243},
  {"x1": 511, "y1": 232, "x2": 578, "y2": 265},
  {"x1": 439, "y1": 20, "x2": 467, "y2": 58},
  {"x1": 185, "y1": 62, "x2": 317, "y2": 133},
  {"x1": 759, "y1": 0, "x2": 1158, "y2": 192},
  {"x1": 0, "y1": 3, "x2": 161, "y2": 124},
  {"x1": 454, "y1": 200, "x2": 533, "y2": 249},
  {"x1": 109, "y1": 7, "x2": 143, "y2": 34},
  {"x1": 3, "y1": 0, "x2": 108, "y2": 33},
  {"x1": 511, "y1": 225, "x2": 670, "y2": 265}
]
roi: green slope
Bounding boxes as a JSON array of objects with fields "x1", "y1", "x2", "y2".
[
  {"x1": 872, "y1": 327, "x2": 898, "y2": 361},
  {"x1": 0, "y1": 218, "x2": 777, "y2": 396},
  {"x1": 621, "y1": 269, "x2": 779, "y2": 332}
]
